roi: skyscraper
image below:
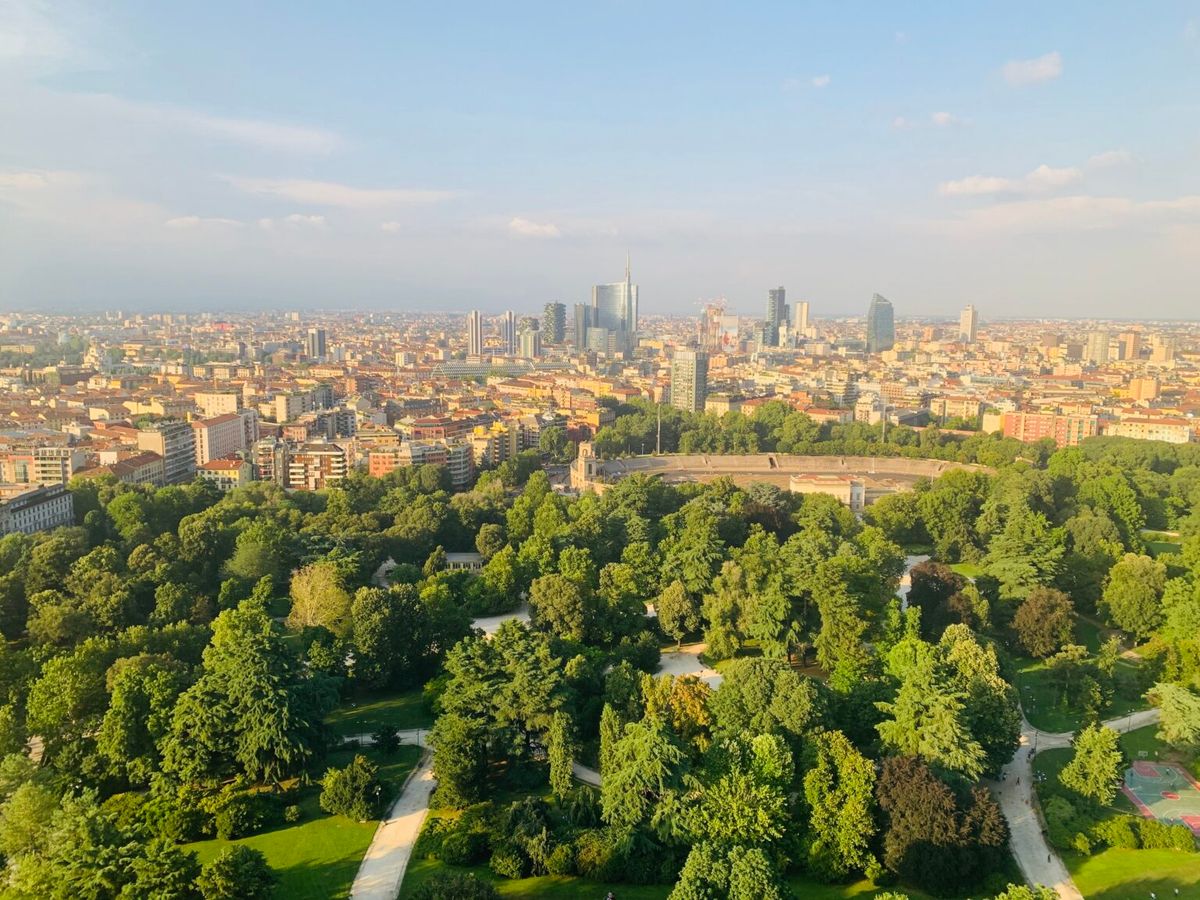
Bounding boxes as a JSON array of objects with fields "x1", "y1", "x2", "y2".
[
  {"x1": 467, "y1": 310, "x2": 483, "y2": 357},
  {"x1": 959, "y1": 304, "x2": 978, "y2": 343},
  {"x1": 866, "y1": 294, "x2": 895, "y2": 353},
  {"x1": 500, "y1": 310, "x2": 517, "y2": 355},
  {"x1": 670, "y1": 349, "x2": 708, "y2": 413},
  {"x1": 794, "y1": 300, "x2": 810, "y2": 338},
  {"x1": 765, "y1": 287, "x2": 786, "y2": 345},
  {"x1": 591, "y1": 260, "x2": 638, "y2": 352},
  {"x1": 1085, "y1": 330, "x2": 1110, "y2": 365},
  {"x1": 305, "y1": 327, "x2": 327, "y2": 361},
  {"x1": 542, "y1": 302, "x2": 566, "y2": 344},
  {"x1": 573, "y1": 303, "x2": 592, "y2": 348}
]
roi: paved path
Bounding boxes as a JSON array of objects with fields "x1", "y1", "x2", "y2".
[
  {"x1": 349, "y1": 731, "x2": 432, "y2": 900},
  {"x1": 895, "y1": 554, "x2": 930, "y2": 607},
  {"x1": 657, "y1": 641, "x2": 723, "y2": 687},
  {"x1": 999, "y1": 707, "x2": 1161, "y2": 899},
  {"x1": 572, "y1": 761, "x2": 602, "y2": 787}
]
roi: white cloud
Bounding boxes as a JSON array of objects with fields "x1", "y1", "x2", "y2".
[
  {"x1": 0, "y1": 0, "x2": 74, "y2": 67},
  {"x1": 939, "y1": 164, "x2": 1081, "y2": 196},
  {"x1": 1087, "y1": 149, "x2": 1134, "y2": 168},
  {"x1": 931, "y1": 111, "x2": 965, "y2": 127},
  {"x1": 932, "y1": 193, "x2": 1200, "y2": 234},
  {"x1": 223, "y1": 176, "x2": 459, "y2": 208},
  {"x1": 74, "y1": 93, "x2": 343, "y2": 155},
  {"x1": 895, "y1": 31, "x2": 908, "y2": 45},
  {"x1": 810, "y1": 74, "x2": 831, "y2": 88},
  {"x1": 1002, "y1": 51, "x2": 1063, "y2": 86},
  {"x1": 0, "y1": 169, "x2": 76, "y2": 189},
  {"x1": 1185, "y1": 20, "x2": 1198, "y2": 43},
  {"x1": 164, "y1": 215, "x2": 243, "y2": 229},
  {"x1": 1025, "y1": 164, "x2": 1083, "y2": 190},
  {"x1": 258, "y1": 213, "x2": 327, "y2": 230},
  {"x1": 380, "y1": 221, "x2": 403, "y2": 233},
  {"x1": 507, "y1": 217, "x2": 561, "y2": 239},
  {"x1": 891, "y1": 116, "x2": 914, "y2": 130}
]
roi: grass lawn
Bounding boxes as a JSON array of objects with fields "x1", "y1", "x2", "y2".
[
  {"x1": 1147, "y1": 540, "x2": 1183, "y2": 558},
  {"x1": 1016, "y1": 649, "x2": 1147, "y2": 735},
  {"x1": 326, "y1": 688, "x2": 434, "y2": 738},
  {"x1": 1069, "y1": 847, "x2": 1200, "y2": 898},
  {"x1": 948, "y1": 561, "x2": 984, "y2": 579},
  {"x1": 188, "y1": 744, "x2": 420, "y2": 900}
]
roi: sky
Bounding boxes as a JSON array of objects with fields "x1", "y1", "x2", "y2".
[{"x1": 2, "y1": 1, "x2": 1200, "y2": 318}]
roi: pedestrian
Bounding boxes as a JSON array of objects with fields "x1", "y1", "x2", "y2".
[
  {"x1": 1047, "y1": 853, "x2": 1051, "y2": 863},
  {"x1": 1017, "y1": 777, "x2": 1021, "y2": 785}
]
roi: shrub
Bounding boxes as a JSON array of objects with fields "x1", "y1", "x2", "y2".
[
  {"x1": 573, "y1": 828, "x2": 622, "y2": 881},
  {"x1": 546, "y1": 842, "x2": 576, "y2": 876},
  {"x1": 407, "y1": 872, "x2": 500, "y2": 900},
  {"x1": 413, "y1": 817, "x2": 450, "y2": 860},
  {"x1": 214, "y1": 793, "x2": 269, "y2": 841},
  {"x1": 1169, "y1": 822, "x2": 1198, "y2": 851},
  {"x1": 320, "y1": 754, "x2": 384, "y2": 821},
  {"x1": 283, "y1": 804, "x2": 302, "y2": 824},
  {"x1": 198, "y1": 845, "x2": 277, "y2": 900},
  {"x1": 440, "y1": 829, "x2": 489, "y2": 866},
  {"x1": 489, "y1": 841, "x2": 528, "y2": 879},
  {"x1": 1071, "y1": 831, "x2": 1093, "y2": 855},
  {"x1": 1137, "y1": 818, "x2": 1177, "y2": 850},
  {"x1": 101, "y1": 791, "x2": 147, "y2": 832},
  {"x1": 1092, "y1": 816, "x2": 1139, "y2": 849}
]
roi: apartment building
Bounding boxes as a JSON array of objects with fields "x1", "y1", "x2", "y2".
[
  {"x1": 192, "y1": 413, "x2": 247, "y2": 466},
  {"x1": 287, "y1": 442, "x2": 350, "y2": 491},
  {"x1": 136, "y1": 420, "x2": 196, "y2": 484},
  {"x1": 0, "y1": 485, "x2": 75, "y2": 535}
]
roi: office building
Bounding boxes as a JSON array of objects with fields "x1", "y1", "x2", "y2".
[
  {"x1": 1150, "y1": 334, "x2": 1178, "y2": 364},
  {"x1": 500, "y1": 310, "x2": 517, "y2": 356},
  {"x1": 573, "y1": 303, "x2": 592, "y2": 348},
  {"x1": 467, "y1": 310, "x2": 483, "y2": 357},
  {"x1": 542, "y1": 302, "x2": 566, "y2": 344},
  {"x1": 959, "y1": 304, "x2": 978, "y2": 343},
  {"x1": 136, "y1": 420, "x2": 196, "y2": 484},
  {"x1": 305, "y1": 327, "x2": 327, "y2": 361},
  {"x1": 670, "y1": 349, "x2": 708, "y2": 413},
  {"x1": 765, "y1": 287, "x2": 786, "y2": 346},
  {"x1": 591, "y1": 260, "x2": 638, "y2": 352},
  {"x1": 866, "y1": 294, "x2": 895, "y2": 354},
  {"x1": 794, "y1": 300, "x2": 810, "y2": 338},
  {"x1": 1085, "y1": 330, "x2": 1110, "y2": 365}
]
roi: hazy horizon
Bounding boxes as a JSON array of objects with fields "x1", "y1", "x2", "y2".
[{"x1": 3, "y1": 1, "x2": 1200, "y2": 317}]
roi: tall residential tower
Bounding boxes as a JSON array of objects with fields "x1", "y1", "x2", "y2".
[
  {"x1": 467, "y1": 310, "x2": 483, "y2": 357},
  {"x1": 866, "y1": 294, "x2": 895, "y2": 353},
  {"x1": 670, "y1": 349, "x2": 708, "y2": 413}
]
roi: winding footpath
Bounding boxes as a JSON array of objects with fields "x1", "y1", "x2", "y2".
[
  {"x1": 996, "y1": 707, "x2": 1161, "y2": 900},
  {"x1": 350, "y1": 729, "x2": 432, "y2": 900}
]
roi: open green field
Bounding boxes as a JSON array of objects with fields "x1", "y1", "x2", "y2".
[
  {"x1": 1016, "y1": 654, "x2": 1146, "y2": 735},
  {"x1": 948, "y1": 561, "x2": 984, "y2": 579},
  {"x1": 325, "y1": 688, "x2": 434, "y2": 737},
  {"x1": 1070, "y1": 847, "x2": 1200, "y2": 898},
  {"x1": 188, "y1": 744, "x2": 420, "y2": 900}
]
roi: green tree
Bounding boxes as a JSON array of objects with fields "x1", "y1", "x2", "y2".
[
  {"x1": 1013, "y1": 587, "x2": 1075, "y2": 658},
  {"x1": 1060, "y1": 724, "x2": 1123, "y2": 805},
  {"x1": 429, "y1": 712, "x2": 489, "y2": 808},
  {"x1": 547, "y1": 711, "x2": 576, "y2": 800},
  {"x1": 804, "y1": 730, "x2": 877, "y2": 880},
  {"x1": 600, "y1": 720, "x2": 685, "y2": 829},
  {"x1": 656, "y1": 580, "x2": 699, "y2": 650},
  {"x1": 528, "y1": 573, "x2": 591, "y2": 643},
  {"x1": 985, "y1": 505, "x2": 1065, "y2": 600},
  {"x1": 320, "y1": 754, "x2": 385, "y2": 821},
  {"x1": 287, "y1": 561, "x2": 353, "y2": 635},
  {"x1": 124, "y1": 840, "x2": 202, "y2": 899},
  {"x1": 876, "y1": 660, "x2": 986, "y2": 781},
  {"x1": 1101, "y1": 553, "x2": 1167, "y2": 637},
  {"x1": 1152, "y1": 682, "x2": 1200, "y2": 750},
  {"x1": 598, "y1": 703, "x2": 623, "y2": 776},
  {"x1": 197, "y1": 845, "x2": 278, "y2": 900},
  {"x1": 709, "y1": 658, "x2": 825, "y2": 749},
  {"x1": 474, "y1": 523, "x2": 506, "y2": 561}
]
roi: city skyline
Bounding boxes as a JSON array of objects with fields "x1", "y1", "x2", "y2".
[{"x1": 3, "y1": 2, "x2": 1200, "y2": 316}]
